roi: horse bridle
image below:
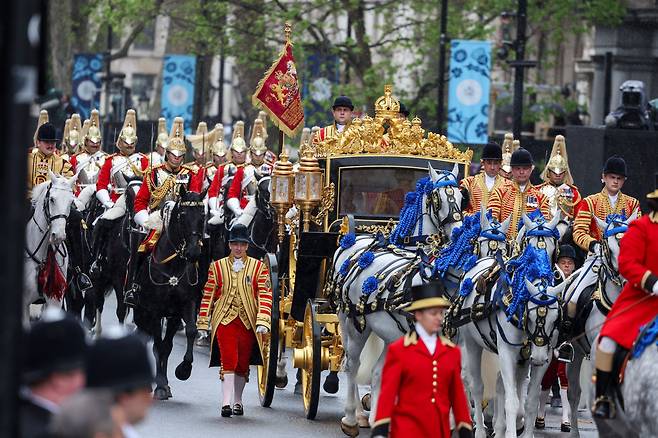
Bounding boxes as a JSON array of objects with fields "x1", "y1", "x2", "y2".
[
  {"x1": 426, "y1": 172, "x2": 463, "y2": 230},
  {"x1": 523, "y1": 286, "x2": 561, "y2": 351},
  {"x1": 26, "y1": 183, "x2": 70, "y2": 265},
  {"x1": 157, "y1": 199, "x2": 205, "y2": 262},
  {"x1": 474, "y1": 226, "x2": 507, "y2": 257}
]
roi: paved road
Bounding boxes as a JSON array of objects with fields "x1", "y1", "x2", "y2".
[{"x1": 99, "y1": 297, "x2": 598, "y2": 437}]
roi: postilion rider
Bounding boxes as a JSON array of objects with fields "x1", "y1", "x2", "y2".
[
  {"x1": 28, "y1": 122, "x2": 74, "y2": 198},
  {"x1": 459, "y1": 141, "x2": 505, "y2": 216},
  {"x1": 196, "y1": 224, "x2": 272, "y2": 418},
  {"x1": 372, "y1": 282, "x2": 473, "y2": 438},
  {"x1": 590, "y1": 184, "x2": 658, "y2": 419},
  {"x1": 313, "y1": 95, "x2": 354, "y2": 143},
  {"x1": 123, "y1": 117, "x2": 204, "y2": 306}
]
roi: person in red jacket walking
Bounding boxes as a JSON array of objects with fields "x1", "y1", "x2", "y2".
[
  {"x1": 592, "y1": 183, "x2": 658, "y2": 419},
  {"x1": 372, "y1": 282, "x2": 473, "y2": 438}
]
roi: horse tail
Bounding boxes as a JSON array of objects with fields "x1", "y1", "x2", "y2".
[
  {"x1": 356, "y1": 333, "x2": 385, "y2": 385},
  {"x1": 482, "y1": 350, "x2": 500, "y2": 401}
]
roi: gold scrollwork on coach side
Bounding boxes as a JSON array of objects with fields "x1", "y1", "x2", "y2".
[
  {"x1": 311, "y1": 182, "x2": 336, "y2": 226},
  {"x1": 355, "y1": 218, "x2": 397, "y2": 235}
]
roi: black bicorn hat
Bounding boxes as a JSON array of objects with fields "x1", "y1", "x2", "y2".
[
  {"x1": 557, "y1": 244, "x2": 576, "y2": 261},
  {"x1": 36, "y1": 122, "x2": 58, "y2": 142},
  {"x1": 86, "y1": 332, "x2": 154, "y2": 392},
  {"x1": 510, "y1": 148, "x2": 533, "y2": 167},
  {"x1": 228, "y1": 224, "x2": 250, "y2": 243},
  {"x1": 398, "y1": 101, "x2": 410, "y2": 117},
  {"x1": 22, "y1": 310, "x2": 88, "y2": 384},
  {"x1": 404, "y1": 281, "x2": 451, "y2": 312},
  {"x1": 481, "y1": 142, "x2": 503, "y2": 161},
  {"x1": 603, "y1": 156, "x2": 627, "y2": 177},
  {"x1": 332, "y1": 95, "x2": 354, "y2": 111}
]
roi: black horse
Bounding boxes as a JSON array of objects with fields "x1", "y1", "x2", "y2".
[
  {"x1": 132, "y1": 187, "x2": 206, "y2": 400},
  {"x1": 64, "y1": 204, "x2": 96, "y2": 328},
  {"x1": 246, "y1": 176, "x2": 277, "y2": 259}
]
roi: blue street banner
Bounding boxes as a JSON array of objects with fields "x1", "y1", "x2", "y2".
[
  {"x1": 447, "y1": 40, "x2": 491, "y2": 145},
  {"x1": 161, "y1": 55, "x2": 196, "y2": 134},
  {"x1": 72, "y1": 53, "x2": 103, "y2": 120}
]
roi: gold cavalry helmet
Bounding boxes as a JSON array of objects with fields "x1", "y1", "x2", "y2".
[
  {"x1": 62, "y1": 118, "x2": 71, "y2": 148},
  {"x1": 85, "y1": 109, "x2": 102, "y2": 145},
  {"x1": 541, "y1": 134, "x2": 573, "y2": 185},
  {"x1": 500, "y1": 132, "x2": 515, "y2": 173},
  {"x1": 117, "y1": 109, "x2": 138, "y2": 147},
  {"x1": 33, "y1": 109, "x2": 49, "y2": 146},
  {"x1": 249, "y1": 118, "x2": 267, "y2": 156},
  {"x1": 186, "y1": 121, "x2": 214, "y2": 159},
  {"x1": 156, "y1": 117, "x2": 168, "y2": 148},
  {"x1": 211, "y1": 123, "x2": 228, "y2": 157},
  {"x1": 81, "y1": 119, "x2": 91, "y2": 144},
  {"x1": 166, "y1": 117, "x2": 187, "y2": 157},
  {"x1": 68, "y1": 114, "x2": 83, "y2": 149},
  {"x1": 231, "y1": 121, "x2": 247, "y2": 153}
]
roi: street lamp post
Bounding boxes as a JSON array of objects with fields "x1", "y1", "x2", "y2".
[
  {"x1": 437, "y1": 0, "x2": 448, "y2": 132},
  {"x1": 508, "y1": 0, "x2": 536, "y2": 139}
]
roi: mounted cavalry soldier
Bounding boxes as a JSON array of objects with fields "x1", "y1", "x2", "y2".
[
  {"x1": 186, "y1": 121, "x2": 216, "y2": 190},
  {"x1": 558, "y1": 155, "x2": 641, "y2": 362},
  {"x1": 537, "y1": 135, "x2": 582, "y2": 221},
  {"x1": 312, "y1": 95, "x2": 354, "y2": 143},
  {"x1": 124, "y1": 117, "x2": 204, "y2": 306},
  {"x1": 224, "y1": 122, "x2": 258, "y2": 226},
  {"x1": 207, "y1": 123, "x2": 232, "y2": 226},
  {"x1": 372, "y1": 282, "x2": 473, "y2": 438},
  {"x1": 196, "y1": 224, "x2": 272, "y2": 418},
  {"x1": 70, "y1": 109, "x2": 107, "y2": 196},
  {"x1": 487, "y1": 147, "x2": 550, "y2": 241},
  {"x1": 206, "y1": 123, "x2": 229, "y2": 186},
  {"x1": 590, "y1": 185, "x2": 658, "y2": 419},
  {"x1": 60, "y1": 113, "x2": 83, "y2": 161},
  {"x1": 28, "y1": 122, "x2": 73, "y2": 198},
  {"x1": 147, "y1": 117, "x2": 168, "y2": 167},
  {"x1": 459, "y1": 141, "x2": 505, "y2": 215},
  {"x1": 90, "y1": 109, "x2": 149, "y2": 276}
]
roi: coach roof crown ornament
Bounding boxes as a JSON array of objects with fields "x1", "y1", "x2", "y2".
[{"x1": 374, "y1": 84, "x2": 400, "y2": 120}]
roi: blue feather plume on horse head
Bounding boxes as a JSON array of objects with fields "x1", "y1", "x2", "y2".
[{"x1": 432, "y1": 212, "x2": 480, "y2": 277}]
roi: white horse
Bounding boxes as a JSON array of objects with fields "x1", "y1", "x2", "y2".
[
  {"x1": 459, "y1": 212, "x2": 563, "y2": 438},
  {"x1": 564, "y1": 212, "x2": 634, "y2": 437},
  {"x1": 334, "y1": 164, "x2": 465, "y2": 436},
  {"x1": 24, "y1": 172, "x2": 77, "y2": 325}
]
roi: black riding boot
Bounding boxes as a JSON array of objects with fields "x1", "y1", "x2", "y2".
[
  {"x1": 90, "y1": 219, "x2": 110, "y2": 278},
  {"x1": 124, "y1": 251, "x2": 147, "y2": 307},
  {"x1": 592, "y1": 369, "x2": 615, "y2": 419},
  {"x1": 556, "y1": 316, "x2": 575, "y2": 363}
]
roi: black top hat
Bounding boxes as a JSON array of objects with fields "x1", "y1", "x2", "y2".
[
  {"x1": 22, "y1": 313, "x2": 87, "y2": 384},
  {"x1": 404, "y1": 281, "x2": 451, "y2": 312},
  {"x1": 399, "y1": 102, "x2": 410, "y2": 117},
  {"x1": 86, "y1": 333, "x2": 154, "y2": 392},
  {"x1": 557, "y1": 244, "x2": 576, "y2": 261},
  {"x1": 332, "y1": 95, "x2": 354, "y2": 111},
  {"x1": 481, "y1": 142, "x2": 503, "y2": 161},
  {"x1": 510, "y1": 148, "x2": 533, "y2": 167},
  {"x1": 603, "y1": 156, "x2": 627, "y2": 177},
  {"x1": 36, "y1": 122, "x2": 58, "y2": 142},
  {"x1": 229, "y1": 224, "x2": 250, "y2": 243}
]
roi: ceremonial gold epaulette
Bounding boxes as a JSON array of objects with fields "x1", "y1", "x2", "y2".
[
  {"x1": 181, "y1": 164, "x2": 196, "y2": 173},
  {"x1": 403, "y1": 331, "x2": 418, "y2": 347},
  {"x1": 440, "y1": 336, "x2": 456, "y2": 348}
]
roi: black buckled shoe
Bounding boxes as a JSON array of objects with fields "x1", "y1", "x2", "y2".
[
  {"x1": 232, "y1": 403, "x2": 244, "y2": 416},
  {"x1": 592, "y1": 396, "x2": 615, "y2": 419},
  {"x1": 221, "y1": 405, "x2": 232, "y2": 418},
  {"x1": 124, "y1": 285, "x2": 140, "y2": 307}
]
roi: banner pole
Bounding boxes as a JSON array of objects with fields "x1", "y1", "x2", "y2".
[{"x1": 278, "y1": 129, "x2": 284, "y2": 156}]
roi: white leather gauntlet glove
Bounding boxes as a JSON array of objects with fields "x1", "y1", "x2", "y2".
[
  {"x1": 134, "y1": 210, "x2": 149, "y2": 228},
  {"x1": 256, "y1": 325, "x2": 269, "y2": 334},
  {"x1": 96, "y1": 189, "x2": 114, "y2": 209}
]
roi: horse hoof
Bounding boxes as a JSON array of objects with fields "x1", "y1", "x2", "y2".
[
  {"x1": 275, "y1": 375, "x2": 288, "y2": 388},
  {"x1": 294, "y1": 382, "x2": 302, "y2": 395},
  {"x1": 356, "y1": 413, "x2": 370, "y2": 428},
  {"x1": 516, "y1": 425, "x2": 524, "y2": 436},
  {"x1": 165, "y1": 385, "x2": 172, "y2": 398},
  {"x1": 323, "y1": 373, "x2": 339, "y2": 394},
  {"x1": 340, "y1": 420, "x2": 359, "y2": 437},
  {"x1": 153, "y1": 387, "x2": 169, "y2": 400},
  {"x1": 175, "y1": 361, "x2": 192, "y2": 381},
  {"x1": 361, "y1": 393, "x2": 371, "y2": 411}
]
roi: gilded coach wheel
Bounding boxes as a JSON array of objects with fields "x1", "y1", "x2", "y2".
[
  {"x1": 293, "y1": 300, "x2": 322, "y2": 419},
  {"x1": 257, "y1": 253, "x2": 281, "y2": 407}
]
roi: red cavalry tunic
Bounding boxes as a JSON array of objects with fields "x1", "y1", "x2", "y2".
[
  {"x1": 96, "y1": 153, "x2": 149, "y2": 202},
  {"x1": 599, "y1": 214, "x2": 658, "y2": 349},
  {"x1": 133, "y1": 164, "x2": 204, "y2": 213},
  {"x1": 374, "y1": 331, "x2": 472, "y2": 438}
]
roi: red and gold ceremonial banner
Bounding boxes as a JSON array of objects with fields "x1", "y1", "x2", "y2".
[{"x1": 252, "y1": 41, "x2": 304, "y2": 137}]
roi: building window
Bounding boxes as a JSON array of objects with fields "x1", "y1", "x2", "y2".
[{"x1": 133, "y1": 20, "x2": 156, "y2": 51}]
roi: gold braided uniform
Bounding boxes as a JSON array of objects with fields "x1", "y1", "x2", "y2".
[
  {"x1": 487, "y1": 180, "x2": 551, "y2": 240},
  {"x1": 572, "y1": 189, "x2": 641, "y2": 251},
  {"x1": 460, "y1": 173, "x2": 506, "y2": 216},
  {"x1": 27, "y1": 150, "x2": 74, "y2": 197}
]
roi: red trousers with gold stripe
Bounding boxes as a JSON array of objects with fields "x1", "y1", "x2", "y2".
[{"x1": 216, "y1": 318, "x2": 255, "y2": 376}]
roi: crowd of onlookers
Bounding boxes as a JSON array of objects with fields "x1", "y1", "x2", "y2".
[{"x1": 19, "y1": 308, "x2": 154, "y2": 438}]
